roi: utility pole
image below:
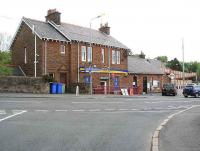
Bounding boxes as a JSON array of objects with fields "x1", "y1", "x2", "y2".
[
  {"x1": 32, "y1": 25, "x2": 37, "y2": 78},
  {"x1": 89, "y1": 14, "x2": 105, "y2": 95},
  {"x1": 182, "y1": 38, "x2": 185, "y2": 87}
]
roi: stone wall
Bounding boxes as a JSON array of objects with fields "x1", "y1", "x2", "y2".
[{"x1": 0, "y1": 76, "x2": 49, "y2": 93}]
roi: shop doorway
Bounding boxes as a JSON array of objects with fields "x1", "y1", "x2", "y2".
[
  {"x1": 143, "y1": 77, "x2": 147, "y2": 93},
  {"x1": 100, "y1": 81, "x2": 107, "y2": 94}
]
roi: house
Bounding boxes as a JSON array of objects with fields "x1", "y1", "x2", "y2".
[
  {"x1": 10, "y1": 9, "x2": 130, "y2": 93},
  {"x1": 165, "y1": 68, "x2": 197, "y2": 89},
  {"x1": 124, "y1": 55, "x2": 166, "y2": 94}
]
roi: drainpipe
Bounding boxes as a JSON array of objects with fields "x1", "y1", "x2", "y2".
[
  {"x1": 108, "y1": 47, "x2": 111, "y2": 94},
  {"x1": 76, "y1": 42, "x2": 80, "y2": 96},
  {"x1": 32, "y1": 25, "x2": 37, "y2": 77},
  {"x1": 44, "y1": 40, "x2": 47, "y2": 75}
]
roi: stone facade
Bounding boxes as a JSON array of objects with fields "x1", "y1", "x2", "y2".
[{"x1": 0, "y1": 76, "x2": 49, "y2": 93}]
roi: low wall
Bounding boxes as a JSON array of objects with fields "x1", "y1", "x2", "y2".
[{"x1": 0, "y1": 76, "x2": 49, "y2": 93}]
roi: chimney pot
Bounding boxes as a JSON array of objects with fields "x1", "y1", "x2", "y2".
[
  {"x1": 46, "y1": 9, "x2": 61, "y2": 25},
  {"x1": 99, "y1": 23, "x2": 110, "y2": 35}
]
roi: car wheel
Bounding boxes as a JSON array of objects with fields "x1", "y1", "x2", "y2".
[
  {"x1": 184, "y1": 95, "x2": 188, "y2": 98},
  {"x1": 195, "y1": 93, "x2": 199, "y2": 98}
]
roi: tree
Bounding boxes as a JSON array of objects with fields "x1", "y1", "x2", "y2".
[
  {"x1": 155, "y1": 56, "x2": 168, "y2": 63},
  {"x1": 166, "y1": 58, "x2": 182, "y2": 71},
  {"x1": 0, "y1": 51, "x2": 12, "y2": 75},
  {"x1": 197, "y1": 65, "x2": 200, "y2": 81},
  {"x1": 0, "y1": 33, "x2": 12, "y2": 51}
]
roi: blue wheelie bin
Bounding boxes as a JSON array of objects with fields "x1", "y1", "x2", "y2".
[
  {"x1": 50, "y1": 82, "x2": 57, "y2": 94},
  {"x1": 56, "y1": 83, "x2": 63, "y2": 94}
]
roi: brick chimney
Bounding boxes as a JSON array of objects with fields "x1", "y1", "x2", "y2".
[
  {"x1": 99, "y1": 23, "x2": 110, "y2": 35},
  {"x1": 45, "y1": 9, "x2": 61, "y2": 25}
]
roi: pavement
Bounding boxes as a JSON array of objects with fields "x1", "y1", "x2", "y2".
[
  {"x1": 0, "y1": 92, "x2": 199, "y2": 151},
  {"x1": 159, "y1": 106, "x2": 200, "y2": 151}
]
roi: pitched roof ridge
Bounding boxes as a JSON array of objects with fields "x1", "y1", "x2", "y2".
[
  {"x1": 23, "y1": 17, "x2": 46, "y2": 24},
  {"x1": 61, "y1": 22, "x2": 101, "y2": 33}
]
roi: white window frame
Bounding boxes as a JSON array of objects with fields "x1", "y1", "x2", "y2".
[
  {"x1": 101, "y1": 48, "x2": 105, "y2": 63},
  {"x1": 112, "y1": 50, "x2": 116, "y2": 64},
  {"x1": 24, "y1": 47, "x2": 27, "y2": 64},
  {"x1": 116, "y1": 51, "x2": 120, "y2": 64},
  {"x1": 112, "y1": 50, "x2": 120, "y2": 64},
  {"x1": 81, "y1": 46, "x2": 86, "y2": 62},
  {"x1": 87, "y1": 46, "x2": 92, "y2": 63},
  {"x1": 60, "y1": 44, "x2": 65, "y2": 54}
]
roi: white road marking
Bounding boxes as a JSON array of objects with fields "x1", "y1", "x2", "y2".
[
  {"x1": 146, "y1": 100, "x2": 196, "y2": 104},
  {"x1": 0, "y1": 110, "x2": 27, "y2": 123},
  {"x1": 89, "y1": 109, "x2": 101, "y2": 112},
  {"x1": 118, "y1": 109, "x2": 129, "y2": 111},
  {"x1": 12, "y1": 110, "x2": 27, "y2": 114},
  {"x1": 0, "y1": 101, "x2": 41, "y2": 103},
  {"x1": 72, "y1": 109, "x2": 85, "y2": 112},
  {"x1": 104, "y1": 109, "x2": 116, "y2": 111},
  {"x1": 92, "y1": 110, "x2": 171, "y2": 113},
  {"x1": 72, "y1": 102, "x2": 124, "y2": 104},
  {"x1": 35, "y1": 110, "x2": 48, "y2": 112},
  {"x1": 131, "y1": 109, "x2": 139, "y2": 111},
  {"x1": 55, "y1": 110, "x2": 68, "y2": 112},
  {"x1": 0, "y1": 110, "x2": 6, "y2": 115}
]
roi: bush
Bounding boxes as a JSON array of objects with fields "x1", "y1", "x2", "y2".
[
  {"x1": 66, "y1": 83, "x2": 90, "y2": 94},
  {"x1": 0, "y1": 51, "x2": 11, "y2": 65},
  {"x1": 0, "y1": 65, "x2": 13, "y2": 76},
  {"x1": 42, "y1": 74, "x2": 56, "y2": 83}
]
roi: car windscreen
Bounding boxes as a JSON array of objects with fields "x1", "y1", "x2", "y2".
[
  {"x1": 185, "y1": 86, "x2": 194, "y2": 89},
  {"x1": 163, "y1": 84, "x2": 173, "y2": 89}
]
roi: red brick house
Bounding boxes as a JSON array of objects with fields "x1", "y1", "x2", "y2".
[
  {"x1": 10, "y1": 9, "x2": 130, "y2": 93},
  {"x1": 125, "y1": 56, "x2": 165, "y2": 94}
]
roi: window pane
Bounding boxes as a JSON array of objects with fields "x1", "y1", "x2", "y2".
[
  {"x1": 60, "y1": 45, "x2": 65, "y2": 54},
  {"x1": 117, "y1": 51, "x2": 120, "y2": 64},
  {"x1": 101, "y1": 48, "x2": 104, "y2": 63},
  {"x1": 112, "y1": 50, "x2": 116, "y2": 64},
  {"x1": 87, "y1": 47, "x2": 92, "y2": 62},
  {"x1": 81, "y1": 46, "x2": 86, "y2": 62},
  {"x1": 24, "y1": 47, "x2": 27, "y2": 64}
]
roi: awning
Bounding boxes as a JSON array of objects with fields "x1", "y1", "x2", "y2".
[{"x1": 80, "y1": 67, "x2": 128, "y2": 76}]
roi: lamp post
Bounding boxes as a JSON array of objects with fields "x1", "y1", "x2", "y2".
[
  {"x1": 182, "y1": 38, "x2": 185, "y2": 87},
  {"x1": 32, "y1": 25, "x2": 38, "y2": 77},
  {"x1": 89, "y1": 14, "x2": 105, "y2": 95}
]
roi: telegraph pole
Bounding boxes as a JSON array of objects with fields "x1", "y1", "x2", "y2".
[{"x1": 182, "y1": 38, "x2": 185, "y2": 86}]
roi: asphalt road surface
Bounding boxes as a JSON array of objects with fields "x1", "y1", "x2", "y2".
[{"x1": 0, "y1": 93, "x2": 199, "y2": 151}]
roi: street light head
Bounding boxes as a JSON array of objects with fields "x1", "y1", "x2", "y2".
[{"x1": 97, "y1": 13, "x2": 105, "y2": 18}]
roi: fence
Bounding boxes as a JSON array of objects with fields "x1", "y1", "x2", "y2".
[{"x1": 93, "y1": 85, "x2": 141, "y2": 95}]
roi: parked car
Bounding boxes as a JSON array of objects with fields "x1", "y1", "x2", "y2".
[
  {"x1": 162, "y1": 83, "x2": 177, "y2": 96},
  {"x1": 183, "y1": 85, "x2": 200, "y2": 98}
]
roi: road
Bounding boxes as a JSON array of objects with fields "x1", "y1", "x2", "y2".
[{"x1": 0, "y1": 93, "x2": 199, "y2": 151}]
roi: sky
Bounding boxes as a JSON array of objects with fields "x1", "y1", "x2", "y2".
[{"x1": 0, "y1": 0, "x2": 200, "y2": 62}]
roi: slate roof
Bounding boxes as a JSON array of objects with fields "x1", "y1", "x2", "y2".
[
  {"x1": 128, "y1": 56, "x2": 164, "y2": 75},
  {"x1": 22, "y1": 17, "x2": 129, "y2": 49},
  {"x1": 23, "y1": 17, "x2": 67, "y2": 41}
]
